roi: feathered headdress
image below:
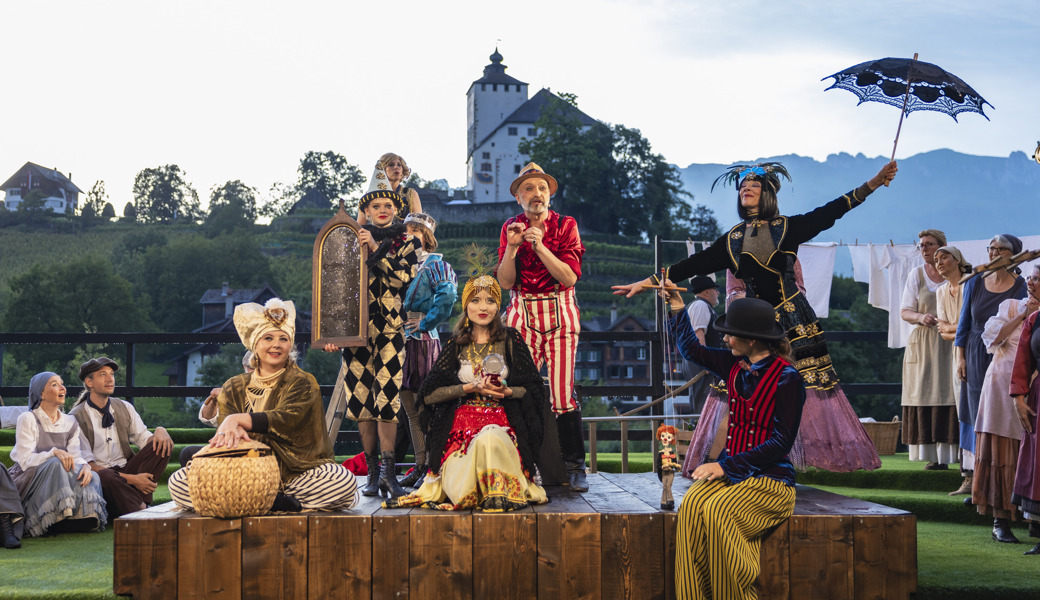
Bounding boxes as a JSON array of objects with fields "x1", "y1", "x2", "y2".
[
  {"x1": 460, "y1": 243, "x2": 501, "y2": 307},
  {"x1": 711, "y1": 162, "x2": 792, "y2": 193}
]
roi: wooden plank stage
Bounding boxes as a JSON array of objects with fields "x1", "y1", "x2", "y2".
[{"x1": 114, "y1": 473, "x2": 916, "y2": 600}]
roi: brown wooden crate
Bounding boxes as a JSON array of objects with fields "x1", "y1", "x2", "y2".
[
  {"x1": 409, "y1": 513, "x2": 473, "y2": 600},
  {"x1": 242, "y1": 516, "x2": 308, "y2": 600},
  {"x1": 308, "y1": 515, "x2": 372, "y2": 600},
  {"x1": 372, "y1": 512, "x2": 409, "y2": 600},
  {"x1": 113, "y1": 518, "x2": 179, "y2": 600},
  {"x1": 756, "y1": 519, "x2": 791, "y2": 600},
  {"x1": 600, "y1": 513, "x2": 665, "y2": 600},
  {"x1": 178, "y1": 517, "x2": 242, "y2": 600},
  {"x1": 474, "y1": 512, "x2": 537, "y2": 599},
  {"x1": 788, "y1": 515, "x2": 854, "y2": 600},
  {"x1": 849, "y1": 515, "x2": 915, "y2": 600},
  {"x1": 537, "y1": 513, "x2": 601, "y2": 599}
]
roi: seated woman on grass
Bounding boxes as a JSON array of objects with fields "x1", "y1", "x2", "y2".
[
  {"x1": 384, "y1": 270, "x2": 548, "y2": 511},
  {"x1": 8, "y1": 372, "x2": 106, "y2": 537}
]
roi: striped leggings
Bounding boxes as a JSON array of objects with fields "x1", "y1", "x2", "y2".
[
  {"x1": 169, "y1": 462, "x2": 359, "y2": 512},
  {"x1": 506, "y1": 287, "x2": 580, "y2": 414},
  {"x1": 675, "y1": 476, "x2": 795, "y2": 600}
]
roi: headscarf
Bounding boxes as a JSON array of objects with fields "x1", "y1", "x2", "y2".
[
  {"x1": 233, "y1": 298, "x2": 296, "y2": 352},
  {"x1": 28, "y1": 371, "x2": 59, "y2": 410},
  {"x1": 991, "y1": 233, "x2": 1023, "y2": 255},
  {"x1": 935, "y1": 246, "x2": 972, "y2": 275}
]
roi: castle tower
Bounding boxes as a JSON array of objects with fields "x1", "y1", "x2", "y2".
[{"x1": 466, "y1": 49, "x2": 529, "y2": 202}]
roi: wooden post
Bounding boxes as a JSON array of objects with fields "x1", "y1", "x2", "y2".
[
  {"x1": 588, "y1": 422, "x2": 598, "y2": 473},
  {"x1": 620, "y1": 420, "x2": 629, "y2": 473}
]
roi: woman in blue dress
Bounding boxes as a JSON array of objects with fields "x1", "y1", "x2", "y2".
[{"x1": 397, "y1": 213, "x2": 458, "y2": 487}]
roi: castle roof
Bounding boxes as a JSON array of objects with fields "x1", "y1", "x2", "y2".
[
  {"x1": 468, "y1": 48, "x2": 527, "y2": 90},
  {"x1": 472, "y1": 88, "x2": 599, "y2": 153}
]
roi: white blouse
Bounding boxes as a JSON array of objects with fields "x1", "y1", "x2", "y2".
[{"x1": 11, "y1": 407, "x2": 88, "y2": 470}]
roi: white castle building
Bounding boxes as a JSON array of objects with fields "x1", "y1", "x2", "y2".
[{"x1": 466, "y1": 49, "x2": 597, "y2": 203}]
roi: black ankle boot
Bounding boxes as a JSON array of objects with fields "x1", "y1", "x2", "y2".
[
  {"x1": 270, "y1": 492, "x2": 302, "y2": 513},
  {"x1": 1025, "y1": 542, "x2": 1040, "y2": 555},
  {"x1": 1029, "y1": 520, "x2": 1040, "y2": 539},
  {"x1": 378, "y1": 452, "x2": 408, "y2": 499},
  {"x1": 992, "y1": 518, "x2": 1020, "y2": 544},
  {"x1": 361, "y1": 452, "x2": 381, "y2": 497},
  {"x1": 556, "y1": 410, "x2": 589, "y2": 492},
  {"x1": 399, "y1": 463, "x2": 427, "y2": 488},
  {"x1": 0, "y1": 514, "x2": 20, "y2": 549}
]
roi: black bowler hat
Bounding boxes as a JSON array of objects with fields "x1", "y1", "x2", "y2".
[
  {"x1": 79, "y1": 357, "x2": 119, "y2": 381},
  {"x1": 713, "y1": 298, "x2": 786, "y2": 341},
  {"x1": 689, "y1": 276, "x2": 719, "y2": 294}
]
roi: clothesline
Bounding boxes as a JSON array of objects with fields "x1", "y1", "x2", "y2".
[{"x1": 669, "y1": 235, "x2": 1040, "y2": 349}]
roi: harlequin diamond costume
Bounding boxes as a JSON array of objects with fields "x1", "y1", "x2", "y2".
[
  {"x1": 341, "y1": 164, "x2": 420, "y2": 498},
  {"x1": 497, "y1": 163, "x2": 589, "y2": 491},
  {"x1": 669, "y1": 162, "x2": 881, "y2": 473}
]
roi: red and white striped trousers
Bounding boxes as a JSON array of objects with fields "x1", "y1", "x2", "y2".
[{"x1": 506, "y1": 287, "x2": 581, "y2": 414}]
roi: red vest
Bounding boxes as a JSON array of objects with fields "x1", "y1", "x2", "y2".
[{"x1": 724, "y1": 358, "x2": 789, "y2": 456}]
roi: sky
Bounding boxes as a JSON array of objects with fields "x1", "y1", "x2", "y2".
[{"x1": 3, "y1": 0, "x2": 1036, "y2": 213}]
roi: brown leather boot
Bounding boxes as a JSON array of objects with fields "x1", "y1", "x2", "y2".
[{"x1": 948, "y1": 475, "x2": 972, "y2": 496}]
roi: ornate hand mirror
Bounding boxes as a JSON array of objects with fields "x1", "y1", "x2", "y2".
[{"x1": 312, "y1": 200, "x2": 369, "y2": 347}]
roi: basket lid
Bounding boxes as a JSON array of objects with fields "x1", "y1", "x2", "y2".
[{"x1": 193, "y1": 438, "x2": 273, "y2": 459}]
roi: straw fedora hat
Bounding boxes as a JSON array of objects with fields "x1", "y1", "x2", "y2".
[{"x1": 509, "y1": 162, "x2": 558, "y2": 197}]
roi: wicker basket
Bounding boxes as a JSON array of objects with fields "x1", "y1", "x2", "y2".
[
  {"x1": 862, "y1": 417, "x2": 901, "y2": 455},
  {"x1": 187, "y1": 439, "x2": 280, "y2": 518}
]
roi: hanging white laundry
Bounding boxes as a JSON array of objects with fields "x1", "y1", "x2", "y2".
[
  {"x1": 797, "y1": 243, "x2": 837, "y2": 318},
  {"x1": 879, "y1": 245, "x2": 924, "y2": 348},
  {"x1": 685, "y1": 240, "x2": 717, "y2": 282},
  {"x1": 848, "y1": 244, "x2": 872, "y2": 284},
  {"x1": 867, "y1": 243, "x2": 890, "y2": 310}
]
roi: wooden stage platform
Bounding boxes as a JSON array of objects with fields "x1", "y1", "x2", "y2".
[{"x1": 114, "y1": 473, "x2": 916, "y2": 600}]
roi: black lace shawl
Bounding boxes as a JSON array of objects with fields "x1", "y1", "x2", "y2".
[{"x1": 419, "y1": 327, "x2": 545, "y2": 476}]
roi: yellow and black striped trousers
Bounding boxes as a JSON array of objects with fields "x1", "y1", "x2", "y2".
[{"x1": 675, "y1": 476, "x2": 795, "y2": 600}]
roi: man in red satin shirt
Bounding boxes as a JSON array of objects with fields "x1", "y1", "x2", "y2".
[{"x1": 497, "y1": 163, "x2": 588, "y2": 491}]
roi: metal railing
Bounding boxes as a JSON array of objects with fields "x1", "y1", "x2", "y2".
[{"x1": 0, "y1": 329, "x2": 900, "y2": 451}]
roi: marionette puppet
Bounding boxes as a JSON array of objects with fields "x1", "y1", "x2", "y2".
[{"x1": 656, "y1": 424, "x2": 682, "y2": 510}]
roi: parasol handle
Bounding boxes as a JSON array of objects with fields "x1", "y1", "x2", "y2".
[{"x1": 889, "y1": 53, "x2": 919, "y2": 177}]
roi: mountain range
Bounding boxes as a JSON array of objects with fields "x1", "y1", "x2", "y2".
[{"x1": 677, "y1": 149, "x2": 1040, "y2": 258}]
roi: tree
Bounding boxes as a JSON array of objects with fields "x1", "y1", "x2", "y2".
[
  {"x1": 82, "y1": 180, "x2": 108, "y2": 217},
  {"x1": 205, "y1": 180, "x2": 258, "y2": 236},
  {"x1": 2, "y1": 256, "x2": 153, "y2": 368},
  {"x1": 261, "y1": 151, "x2": 366, "y2": 217},
  {"x1": 132, "y1": 164, "x2": 202, "y2": 224},
  {"x1": 519, "y1": 94, "x2": 707, "y2": 242},
  {"x1": 81, "y1": 203, "x2": 96, "y2": 219},
  {"x1": 122, "y1": 202, "x2": 137, "y2": 222},
  {"x1": 102, "y1": 202, "x2": 116, "y2": 220},
  {"x1": 130, "y1": 232, "x2": 274, "y2": 332},
  {"x1": 518, "y1": 94, "x2": 614, "y2": 226},
  {"x1": 209, "y1": 180, "x2": 258, "y2": 222},
  {"x1": 19, "y1": 189, "x2": 50, "y2": 227}
]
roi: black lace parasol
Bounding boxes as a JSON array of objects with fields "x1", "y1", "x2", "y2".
[{"x1": 823, "y1": 54, "x2": 992, "y2": 161}]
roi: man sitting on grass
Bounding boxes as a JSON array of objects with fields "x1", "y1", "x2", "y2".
[{"x1": 70, "y1": 357, "x2": 173, "y2": 519}]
